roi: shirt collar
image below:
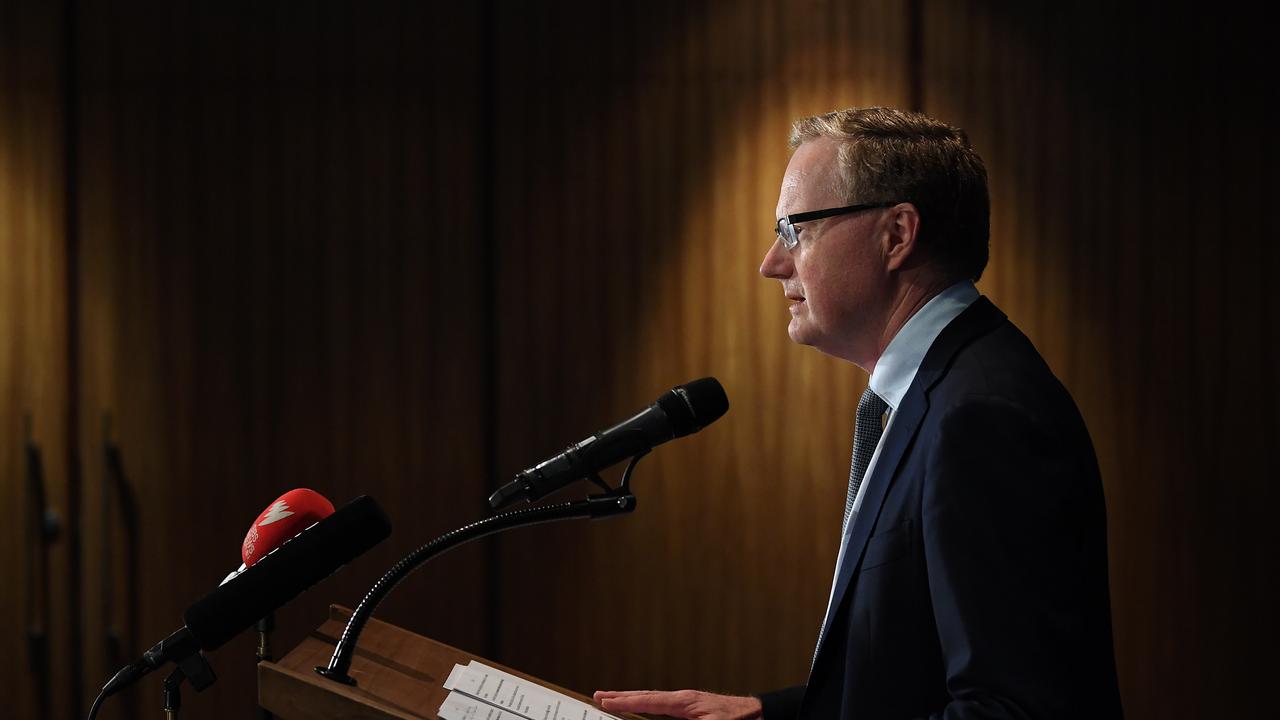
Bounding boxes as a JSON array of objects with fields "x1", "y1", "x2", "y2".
[{"x1": 869, "y1": 281, "x2": 980, "y2": 410}]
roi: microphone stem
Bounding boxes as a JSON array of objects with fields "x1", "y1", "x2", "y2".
[
  {"x1": 161, "y1": 667, "x2": 183, "y2": 720},
  {"x1": 317, "y1": 492, "x2": 637, "y2": 685},
  {"x1": 256, "y1": 613, "x2": 275, "y2": 720},
  {"x1": 255, "y1": 613, "x2": 274, "y2": 663}
]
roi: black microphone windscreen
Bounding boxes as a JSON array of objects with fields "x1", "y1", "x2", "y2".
[
  {"x1": 661, "y1": 377, "x2": 729, "y2": 437},
  {"x1": 182, "y1": 495, "x2": 391, "y2": 650}
]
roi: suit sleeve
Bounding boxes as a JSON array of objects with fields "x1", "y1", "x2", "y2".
[
  {"x1": 920, "y1": 395, "x2": 1113, "y2": 720},
  {"x1": 757, "y1": 686, "x2": 805, "y2": 720}
]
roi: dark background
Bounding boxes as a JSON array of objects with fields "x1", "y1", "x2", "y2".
[{"x1": 1, "y1": 1, "x2": 1274, "y2": 718}]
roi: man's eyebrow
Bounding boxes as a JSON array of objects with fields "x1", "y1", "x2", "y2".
[{"x1": 777, "y1": 176, "x2": 809, "y2": 214}]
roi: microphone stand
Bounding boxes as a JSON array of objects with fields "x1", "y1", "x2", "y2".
[
  {"x1": 158, "y1": 651, "x2": 216, "y2": 720},
  {"x1": 255, "y1": 613, "x2": 275, "y2": 720},
  {"x1": 255, "y1": 614, "x2": 274, "y2": 664},
  {"x1": 316, "y1": 453, "x2": 646, "y2": 685}
]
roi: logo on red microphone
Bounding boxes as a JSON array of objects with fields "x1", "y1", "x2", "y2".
[
  {"x1": 242, "y1": 500, "x2": 294, "y2": 564},
  {"x1": 259, "y1": 500, "x2": 295, "y2": 526},
  {"x1": 242, "y1": 523, "x2": 259, "y2": 562}
]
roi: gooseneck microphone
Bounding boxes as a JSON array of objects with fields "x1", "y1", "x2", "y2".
[
  {"x1": 318, "y1": 378, "x2": 730, "y2": 687},
  {"x1": 95, "y1": 494, "x2": 391, "y2": 705},
  {"x1": 488, "y1": 377, "x2": 729, "y2": 509}
]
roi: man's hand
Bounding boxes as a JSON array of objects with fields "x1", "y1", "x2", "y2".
[{"x1": 592, "y1": 689, "x2": 763, "y2": 720}]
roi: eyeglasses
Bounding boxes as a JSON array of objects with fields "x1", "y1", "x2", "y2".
[{"x1": 773, "y1": 201, "x2": 899, "y2": 250}]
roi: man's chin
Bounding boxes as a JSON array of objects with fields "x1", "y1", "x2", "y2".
[
  {"x1": 788, "y1": 323, "x2": 854, "y2": 362},
  {"x1": 787, "y1": 321, "x2": 816, "y2": 347}
]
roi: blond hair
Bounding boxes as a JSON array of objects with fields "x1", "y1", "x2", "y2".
[{"x1": 791, "y1": 107, "x2": 990, "y2": 281}]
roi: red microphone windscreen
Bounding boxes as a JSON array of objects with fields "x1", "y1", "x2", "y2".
[{"x1": 241, "y1": 488, "x2": 335, "y2": 567}]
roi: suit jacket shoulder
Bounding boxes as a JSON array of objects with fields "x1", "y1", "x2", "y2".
[{"x1": 798, "y1": 297, "x2": 1123, "y2": 720}]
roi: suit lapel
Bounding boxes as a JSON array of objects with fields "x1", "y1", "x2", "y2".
[
  {"x1": 809, "y1": 297, "x2": 1006, "y2": 671},
  {"x1": 812, "y1": 384, "x2": 927, "y2": 668}
]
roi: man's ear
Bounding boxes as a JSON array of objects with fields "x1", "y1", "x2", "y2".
[{"x1": 883, "y1": 203, "x2": 921, "y2": 272}]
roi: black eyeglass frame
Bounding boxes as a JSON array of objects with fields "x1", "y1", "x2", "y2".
[{"x1": 773, "y1": 201, "x2": 900, "y2": 250}]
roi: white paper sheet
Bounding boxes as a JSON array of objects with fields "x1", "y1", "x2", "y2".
[{"x1": 436, "y1": 660, "x2": 622, "y2": 720}]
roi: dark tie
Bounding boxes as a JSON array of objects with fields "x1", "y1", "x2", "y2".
[
  {"x1": 843, "y1": 387, "x2": 889, "y2": 533},
  {"x1": 813, "y1": 387, "x2": 890, "y2": 669}
]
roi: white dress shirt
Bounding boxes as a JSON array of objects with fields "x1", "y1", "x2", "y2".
[{"x1": 820, "y1": 281, "x2": 980, "y2": 626}]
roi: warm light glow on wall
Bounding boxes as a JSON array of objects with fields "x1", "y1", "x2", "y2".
[{"x1": 534, "y1": 1, "x2": 926, "y2": 691}]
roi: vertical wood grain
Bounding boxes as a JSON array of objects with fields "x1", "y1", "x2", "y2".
[
  {"x1": 70, "y1": 3, "x2": 488, "y2": 717},
  {"x1": 490, "y1": 0, "x2": 913, "y2": 697},
  {"x1": 0, "y1": 2, "x2": 70, "y2": 718},
  {"x1": 922, "y1": 1, "x2": 1275, "y2": 715},
  {"x1": 489, "y1": 1, "x2": 1274, "y2": 716},
  {"x1": 1, "y1": 3, "x2": 1273, "y2": 719}
]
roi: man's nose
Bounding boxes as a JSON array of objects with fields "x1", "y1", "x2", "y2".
[{"x1": 759, "y1": 239, "x2": 792, "y2": 279}]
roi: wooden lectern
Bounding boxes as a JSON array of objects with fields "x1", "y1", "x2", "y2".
[{"x1": 259, "y1": 605, "x2": 621, "y2": 720}]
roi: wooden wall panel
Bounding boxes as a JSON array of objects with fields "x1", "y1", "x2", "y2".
[
  {"x1": 72, "y1": 3, "x2": 489, "y2": 718},
  {"x1": 488, "y1": 1, "x2": 1275, "y2": 717},
  {"x1": 922, "y1": 2, "x2": 1276, "y2": 716},
  {"x1": 2, "y1": 2, "x2": 1274, "y2": 718},
  {"x1": 490, "y1": 0, "x2": 913, "y2": 698},
  {"x1": 0, "y1": 2, "x2": 70, "y2": 718}
]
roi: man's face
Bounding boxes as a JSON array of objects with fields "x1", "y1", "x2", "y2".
[{"x1": 760, "y1": 138, "x2": 890, "y2": 365}]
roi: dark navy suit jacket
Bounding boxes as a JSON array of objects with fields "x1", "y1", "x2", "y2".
[{"x1": 759, "y1": 298, "x2": 1122, "y2": 719}]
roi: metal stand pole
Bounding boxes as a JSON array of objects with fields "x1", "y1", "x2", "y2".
[
  {"x1": 256, "y1": 613, "x2": 275, "y2": 720},
  {"x1": 157, "y1": 652, "x2": 216, "y2": 720},
  {"x1": 161, "y1": 668, "x2": 182, "y2": 720}
]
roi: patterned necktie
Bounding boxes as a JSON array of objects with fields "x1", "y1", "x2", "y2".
[
  {"x1": 843, "y1": 387, "x2": 889, "y2": 534},
  {"x1": 814, "y1": 387, "x2": 891, "y2": 670}
]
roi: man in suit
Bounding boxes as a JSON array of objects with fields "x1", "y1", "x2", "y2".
[{"x1": 594, "y1": 107, "x2": 1122, "y2": 719}]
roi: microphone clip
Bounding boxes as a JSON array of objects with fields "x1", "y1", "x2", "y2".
[
  {"x1": 491, "y1": 446, "x2": 651, "y2": 511},
  {"x1": 319, "y1": 466, "x2": 644, "y2": 686},
  {"x1": 586, "y1": 448, "x2": 649, "y2": 498},
  {"x1": 161, "y1": 652, "x2": 217, "y2": 720}
]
